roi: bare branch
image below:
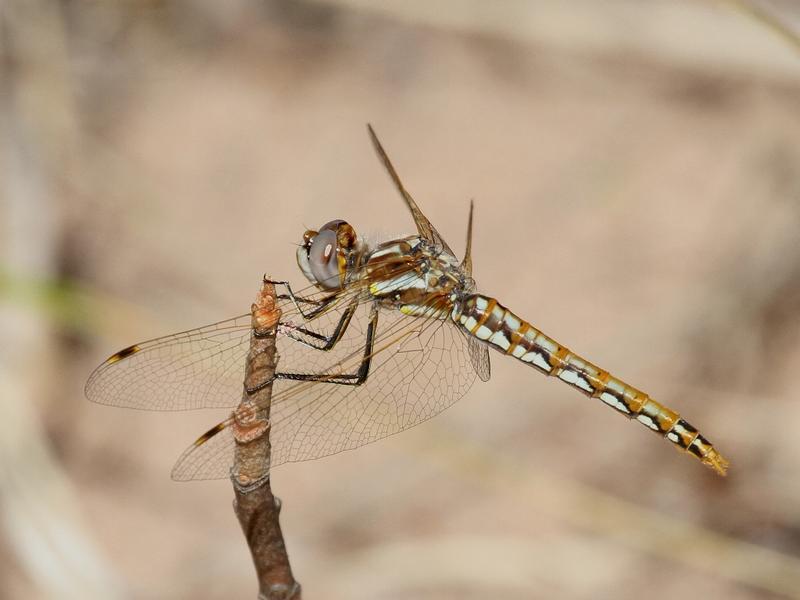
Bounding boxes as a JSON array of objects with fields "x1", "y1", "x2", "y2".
[{"x1": 231, "y1": 281, "x2": 301, "y2": 599}]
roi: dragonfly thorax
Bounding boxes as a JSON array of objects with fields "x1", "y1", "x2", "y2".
[{"x1": 364, "y1": 235, "x2": 470, "y2": 319}]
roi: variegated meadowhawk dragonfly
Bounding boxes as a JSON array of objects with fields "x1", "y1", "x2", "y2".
[{"x1": 86, "y1": 126, "x2": 729, "y2": 480}]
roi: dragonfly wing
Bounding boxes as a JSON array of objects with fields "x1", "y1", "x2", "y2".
[
  {"x1": 85, "y1": 315, "x2": 253, "y2": 411},
  {"x1": 84, "y1": 285, "x2": 363, "y2": 411},
  {"x1": 466, "y1": 333, "x2": 491, "y2": 382},
  {"x1": 271, "y1": 309, "x2": 476, "y2": 466},
  {"x1": 171, "y1": 304, "x2": 481, "y2": 479},
  {"x1": 172, "y1": 422, "x2": 236, "y2": 481},
  {"x1": 367, "y1": 124, "x2": 455, "y2": 256}
]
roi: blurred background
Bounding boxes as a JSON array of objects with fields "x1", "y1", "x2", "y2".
[{"x1": 2, "y1": 1, "x2": 800, "y2": 598}]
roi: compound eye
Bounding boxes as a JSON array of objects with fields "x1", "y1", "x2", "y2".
[{"x1": 308, "y1": 228, "x2": 341, "y2": 289}]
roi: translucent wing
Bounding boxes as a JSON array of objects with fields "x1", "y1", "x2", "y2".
[
  {"x1": 85, "y1": 315, "x2": 253, "y2": 411},
  {"x1": 85, "y1": 284, "x2": 361, "y2": 411},
  {"x1": 367, "y1": 124, "x2": 455, "y2": 256},
  {"x1": 172, "y1": 303, "x2": 481, "y2": 480},
  {"x1": 466, "y1": 333, "x2": 491, "y2": 382}
]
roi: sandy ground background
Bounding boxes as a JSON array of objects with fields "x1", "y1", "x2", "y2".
[{"x1": 2, "y1": 1, "x2": 800, "y2": 598}]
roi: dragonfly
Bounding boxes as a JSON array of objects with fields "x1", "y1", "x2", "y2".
[{"x1": 85, "y1": 125, "x2": 729, "y2": 481}]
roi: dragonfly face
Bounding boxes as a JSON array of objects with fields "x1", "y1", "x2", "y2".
[{"x1": 296, "y1": 219, "x2": 360, "y2": 291}]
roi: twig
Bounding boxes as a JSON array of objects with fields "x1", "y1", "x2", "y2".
[{"x1": 230, "y1": 281, "x2": 301, "y2": 599}]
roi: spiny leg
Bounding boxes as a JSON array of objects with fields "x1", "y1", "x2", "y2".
[
  {"x1": 247, "y1": 302, "x2": 379, "y2": 395},
  {"x1": 279, "y1": 297, "x2": 359, "y2": 351},
  {"x1": 263, "y1": 277, "x2": 341, "y2": 320}
]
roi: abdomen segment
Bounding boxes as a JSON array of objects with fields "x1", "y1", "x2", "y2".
[{"x1": 453, "y1": 294, "x2": 729, "y2": 475}]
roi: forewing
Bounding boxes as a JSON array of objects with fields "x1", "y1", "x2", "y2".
[
  {"x1": 85, "y1": 286, "x2": 360, "y2": 411},
  {"x1": 367, "y1": 124, "x2": 455, "y2": 256},
  {"x1": 85, "y1": 315, "x2": 253, "y2": 411}
]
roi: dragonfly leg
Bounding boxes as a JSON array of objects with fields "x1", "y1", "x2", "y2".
[
  {"x1": 246, "y1": 303, "x2": 379, "y2": 394},
  {"x1": 263, "y1": 277, "x2": 339, "y2": 320},
  {"x1": 277, "y1": 297, "x2": 359, "y2": 351}
]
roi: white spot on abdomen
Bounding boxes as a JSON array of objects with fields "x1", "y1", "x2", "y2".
[
  {"x1": 475, "y1": 325, "x2": 492, "y2": 340},
  {"x1": 636, "y1": 414, "x2": 660, "y2": 431},
  {"x1": 488, "y1": 329, "x2": 511, "y2": 350},
  {"x1": 600, "y1": 392, "x2": 630, "y2": 414},
  {"x1": 558, "y1": 369, "x2": 594, "y2": 393},
  {"x1": 503, "y1": 313, "x2": 521, "y2": 331},
  {"x1": 535, "y1": 334, "x2": 559, "y2": 355},
  {"x1": 558, "y1": 369, "x2": 580, "y2": 385},
  {"x1": 523, "y1": 351, "x2": 552, "y2": 372}
]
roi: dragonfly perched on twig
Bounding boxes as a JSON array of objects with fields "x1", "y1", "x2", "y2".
[{"x1": 86, "y1": 125, "x2": 729, "y2": 480}]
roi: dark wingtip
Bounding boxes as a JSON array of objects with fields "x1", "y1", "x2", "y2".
[
  {"x1": 105, "y1": 344, "x2": 140, "y2": 364},
  {"x1": 194, "y1": 421, "x2": 227, "y2": 447}
]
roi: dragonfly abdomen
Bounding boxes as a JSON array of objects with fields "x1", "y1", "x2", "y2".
[{"x1": 453, "y1": 294, "x2": 728, "y2": 475}]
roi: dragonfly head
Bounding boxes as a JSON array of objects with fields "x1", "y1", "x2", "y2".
[{"x1": 297, "y1": 219, "x2": 358, "y2": 290}]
